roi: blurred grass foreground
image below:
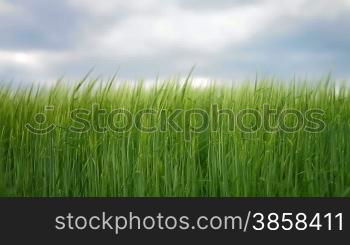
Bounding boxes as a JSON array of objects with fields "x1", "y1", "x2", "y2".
[{"x1": 0, "y1": 75, "x2": 349, "y2": 197}]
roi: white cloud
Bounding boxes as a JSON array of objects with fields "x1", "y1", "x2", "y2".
[
  {"x1": 2, "y1": 0, "x2": 350, "y2": 83},
  {"x1": 79, "y1": 0, "x2": 350, "y2": 60},
  {"x1": 261, "y1": 0, "x2": 350, "y2": 19},
  {"x1": 0, "y1": 51, "x2": 43, "y2": 67},
  {"x1": 0, "y1": 1, "x2": 18, "y2": 14},
  {"x1": 88, "y1": 3, "x2": 276, "y2": 58},
  {"x1": 67, "y1": 0, "x2": 159, "y2": 15},
  {"x1": 0, "y1": 50, "x2": 79, "y2": 83}
]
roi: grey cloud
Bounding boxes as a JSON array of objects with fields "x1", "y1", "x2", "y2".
[
  {"x1": 168, "y1": 14, "x2": 350, "y2": 80},
  {"x1": 0, "y1": 0, "x2": 83, "y2": 51},
  {"x1": 186, "y1": 11, "x2": 350, "y2": 80},
  {"x1": 0, "y1": 0, "x2": 350, "y2": 83},
  {"x1": 176, "y1": 0, "x2": 260, "y2": 10},
  {"x1": 254, "y1": 15, "x2": 350, "y2": 54}
]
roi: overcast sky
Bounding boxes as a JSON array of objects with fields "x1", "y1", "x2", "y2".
[{"x1": 0, "y1": 0, "x2": 349, "y2": 84}]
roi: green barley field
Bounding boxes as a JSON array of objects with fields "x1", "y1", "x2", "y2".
[{"x1": 0, "y1": 75, "x2": 349, "y2": 197}]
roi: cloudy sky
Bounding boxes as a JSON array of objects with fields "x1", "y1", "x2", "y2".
[{"x1": 0, "y1": 0, "x2": 349, "y2": 84}]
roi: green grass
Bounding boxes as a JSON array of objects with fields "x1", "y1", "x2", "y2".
[{"x1": 0, "y1": 76, "x2": 349, "y2": 197}]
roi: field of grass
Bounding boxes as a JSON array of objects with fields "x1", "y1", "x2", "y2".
[{"x1": 0, "y1": 76, "x2": 349, "y2": 197}]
